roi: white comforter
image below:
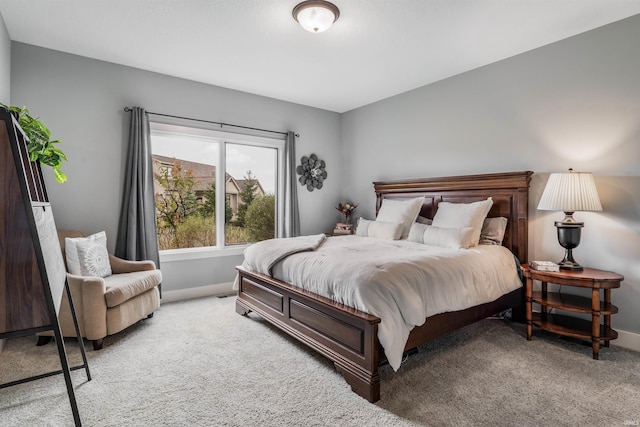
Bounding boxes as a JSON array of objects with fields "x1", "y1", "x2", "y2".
[{"x1": 242, "y1": 235, "x2": 522, "y2": 371}]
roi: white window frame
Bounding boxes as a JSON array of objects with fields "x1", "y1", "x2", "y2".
[{"x1": 150, "y1": 121, "x2": 285, "y2": 262}]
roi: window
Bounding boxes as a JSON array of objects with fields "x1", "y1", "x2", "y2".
[{"x1": 150, "y1": 122, "x2": 283, "y2": 252}]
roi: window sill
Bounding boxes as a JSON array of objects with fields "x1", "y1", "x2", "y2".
[{"x1": 159, "y1": 245, "x2": 247, "y2": 263}]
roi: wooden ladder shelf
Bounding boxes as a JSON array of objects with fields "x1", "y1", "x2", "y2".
[{"x1": 0, "y1": 108, "x2": 90, "y2": 426}]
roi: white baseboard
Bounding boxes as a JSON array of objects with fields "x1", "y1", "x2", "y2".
[
  {"x1": 612, "y1": 328, "x2": 640, "y2": 353},
  {"x1": 161, "y1": 282, "x2": 235, "y2": 303}
]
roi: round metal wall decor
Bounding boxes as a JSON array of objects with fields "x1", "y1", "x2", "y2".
[{"x1": 296, "y1": 153, "x2": 327, "y2": 191}]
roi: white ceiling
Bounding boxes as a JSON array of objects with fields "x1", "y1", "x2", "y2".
[{"x1": 1, "y1": 1, "x2": 639, "y2": 113}]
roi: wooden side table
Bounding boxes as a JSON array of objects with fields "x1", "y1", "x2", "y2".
[{"x1": 522, "y1": 265, "x2": 623, "y2": 359}]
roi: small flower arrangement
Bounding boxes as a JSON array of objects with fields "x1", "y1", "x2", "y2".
[{"x1": 335, "y1": 201, "x2": 358, "y2": 224}]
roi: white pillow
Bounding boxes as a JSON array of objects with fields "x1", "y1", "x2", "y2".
[
  {"x1": 407, "y1": 222, "x2": 429, "y2": 242},
  {"x1": 356, "y1": 218, "x2": 403, "y2": 240},
  {"x1": 65, "y1": 231, "x2": 112, "y2": 278},
  {"x1": 432, "y1": 198, "x2": 493, "y2": 247},
  {"x1": 355, "y1": 217, "x2": 372, "y2": 237},
  {"x1": 479, "y1": 217, "x2": 508, "y2": 245},
  {"x1": 376, "y1": 197, "x2": 425, "y2": 239},
  {"x1": 408, "y1": 223, "x2": 477, "y2": 249}
]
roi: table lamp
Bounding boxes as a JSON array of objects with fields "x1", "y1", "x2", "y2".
[{"x1": 537, "y1": 168, "x2": 602, "y2": 271}]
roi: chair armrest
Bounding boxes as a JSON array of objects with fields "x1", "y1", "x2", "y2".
[
  {"x1": 67, "y1": 273, "x2": 107, "y2": 305},
  {"x1": 109, "y1": 254, "x2": 157, "y2": 274},
  {"x1": 65, "y1": 273, "x2": 108, "y2": 340},
  {"x1": 67, "y1": 272, "x2": 107, "y2": 292}
]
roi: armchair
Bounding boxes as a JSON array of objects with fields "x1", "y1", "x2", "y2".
[{"x1": 38, "y1": 230, "x2": 161, "y2": 350}]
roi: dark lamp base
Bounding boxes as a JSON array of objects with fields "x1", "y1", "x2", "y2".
[
  {"x1": 558, "y1": 259, "x2": 584, "y2": 271},
  {"x1": 554, "y1": 221, "x2": 584, "y2": 271}
]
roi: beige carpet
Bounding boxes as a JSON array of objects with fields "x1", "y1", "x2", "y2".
[{"x1": 1, "y1": 296, "x2": 639, "y2": 426}]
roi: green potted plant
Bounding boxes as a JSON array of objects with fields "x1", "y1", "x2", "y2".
[{"x1": 1, "y1": 104, "x2": 67, "y2": 183}]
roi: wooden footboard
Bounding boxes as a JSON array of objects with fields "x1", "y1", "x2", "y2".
[
  {"x1": 236, "y1": 266, "x2": 382, "y2": 402},
  {"x1": 236, "y1": 266, "x2": 523, "y2": 402}
]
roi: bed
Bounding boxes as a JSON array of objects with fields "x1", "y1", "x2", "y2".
[{"x1": 235, "y1": 171, "x2": 532, "y2": 402}]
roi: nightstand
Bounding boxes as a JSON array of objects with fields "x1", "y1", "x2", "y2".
[{"x1": 522, "y1": 265, "x2": 624, "y2": 359}]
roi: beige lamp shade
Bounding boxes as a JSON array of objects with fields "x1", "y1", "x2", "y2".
[{"x1": 537, "y1": 169, "x2": 602, "y2": 215}]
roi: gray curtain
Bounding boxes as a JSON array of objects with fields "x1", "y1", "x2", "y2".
[
  {"x1": 115, "y1": 107, "x2": 160, "y2": 268},
  {"x1": 281, "y1": 131, "x2": 300, "y2": 238}
]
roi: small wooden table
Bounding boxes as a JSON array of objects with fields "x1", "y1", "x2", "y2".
[{"x1": 522, "y1": 265, "x2": 623, "y2": 359}]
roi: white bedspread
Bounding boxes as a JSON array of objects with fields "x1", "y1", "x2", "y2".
[
  {"x1": 243, "y1": 233, "x2": 326, "y2": 275},
  {"x1": 242, "y1": 235, "x2": 522, "y2": 371}
]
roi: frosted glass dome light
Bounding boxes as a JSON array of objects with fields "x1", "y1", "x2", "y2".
[{"x1": 293, "y1": 1, "x2": 340, "y2": 33}]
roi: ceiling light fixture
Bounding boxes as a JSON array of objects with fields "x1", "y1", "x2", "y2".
[{"x1": 293, "y1": 1, "x2": 340, "y2": 33}]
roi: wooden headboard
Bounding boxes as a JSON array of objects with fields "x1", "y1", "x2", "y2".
[{"x1": 373, "y1": 171, "x2": 533, "y2": 263}]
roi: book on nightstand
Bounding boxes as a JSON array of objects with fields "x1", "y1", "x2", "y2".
[
  {"x1": 332, "y1": 229, "x2": 353, "y2": 235},
  {"x1": 529, "y1": 260, "x2": 560, "y2": 272},
  {"x1": 333, "y1": 223, "x2": 353, "y2": 234}
]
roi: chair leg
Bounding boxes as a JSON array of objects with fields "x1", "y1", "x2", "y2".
[
  {"x1": 147, "y1": 312, "x2": 154, "y2": 319},
  {"x1": 92, "y1": 339, "x2": 104, "y2": 351},
  {"x1": 36, "y1": 336, "x2": 52, "y2": 346}
]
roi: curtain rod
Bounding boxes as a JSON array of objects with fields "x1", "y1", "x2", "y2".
[{"x1": 123, "y1": 107, "x2": 299, "y2": 137}]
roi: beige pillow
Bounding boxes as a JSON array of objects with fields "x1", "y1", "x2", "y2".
[
  {"x1": 479, "y1": 217, "x2": 508, "y2": 245},
  {"x1": 431, "y1": 198, "x2": 493, "y2": 247},
  {"x1": 416, "y1": 216, "x2": 432, "y2": 225},
  {"x1": 376, "y1": 196, "x2": 425, "y2": 239}
]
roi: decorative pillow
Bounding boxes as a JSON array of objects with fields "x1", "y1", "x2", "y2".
[
  {"x1": 65, "y1": 231, "x2": 112, "y2": 278},
  {"x1": 407, "y1": 222, "x2": 430, "y2": 242},
  {"x1": 375, "y1": 196, "x2": 425, "y2": 239},
  {"x1": 408, "y1": 223, "x2": 477, "y2": 249},
  {"x1": 431, "y1": 198, "x2": 493, "y2": 247},
  {"x1": 356, "y1": 218, "x2": 403, "y2": 240},
  {"x1": 479, "y1": 217, "x2": 508, "y2": 245}
]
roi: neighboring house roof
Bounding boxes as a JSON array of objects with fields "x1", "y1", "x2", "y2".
[
  {"x1": 152, "y1": 154, "x2": 261, "y2": 196},
  {"x1": 236, "y1": 179, "x2": 265, "y2": 197},
  {"x1": 153, "y1": 154, "x2": 219, "y2": 193}
]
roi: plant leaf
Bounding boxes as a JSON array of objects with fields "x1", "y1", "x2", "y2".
[{"x1": 53, "y1": 167, "x2": 67, "y2": 183}]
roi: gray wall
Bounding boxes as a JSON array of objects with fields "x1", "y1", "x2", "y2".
[
  {"x1": 341, "y1": 15, "x2": 640, "y2": 333},
  {"x1": 10, "y1": 43, "x2": 342, "y2": 292},
  {"x1": 0, "y1": 12, "x2": 10, "y2": 103}
]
